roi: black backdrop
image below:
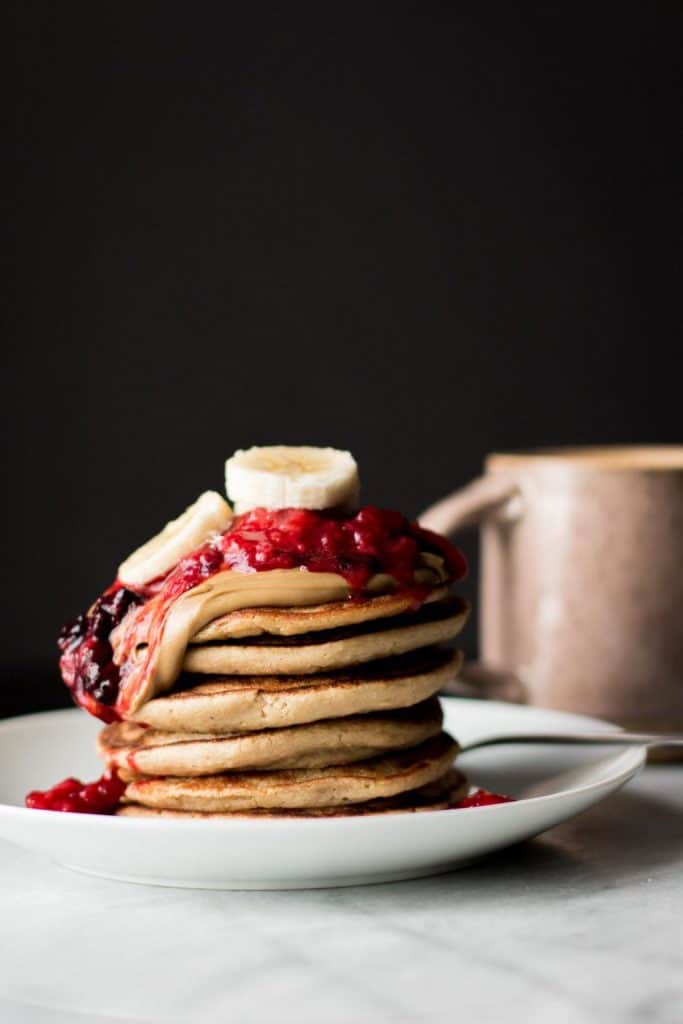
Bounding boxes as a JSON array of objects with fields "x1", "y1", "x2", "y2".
[{"x1": 6, "y1": 4, "x2": 681, "y2": 718}]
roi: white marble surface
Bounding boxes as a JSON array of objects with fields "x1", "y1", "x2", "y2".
[{"x1": 0, "y1": 766, "x2": 681, "y2": 1024}]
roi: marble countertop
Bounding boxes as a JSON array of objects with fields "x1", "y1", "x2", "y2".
[{"x1": 0, "y1": 765, "x2": 681, "y2": 1024}]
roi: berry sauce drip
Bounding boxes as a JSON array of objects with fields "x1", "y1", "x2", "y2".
[
  {"x1": 457, "y1": 789, "x2": 515, "y2": 808},
  {"x1": 58, "y1": 506, "x2": 467, "y2": 721},
  {"x1": 25, "y1": 769, "x2": 125, "y2": 814},
  {"x1": 58, "y1": 585, "x2": 142, "y2": 722}
]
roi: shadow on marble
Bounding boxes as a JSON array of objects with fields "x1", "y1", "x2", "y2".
[
  {"x1": 454, "y1": 786, "x2": 676, "y2": 883},
  {"x1": 300, "y1": 783, "x2": 683, "y2": 912}
]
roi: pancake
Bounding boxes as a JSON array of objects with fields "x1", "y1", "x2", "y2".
[
  {"x1": 190, "y1": 595, "x2": 466, "y2": 648},
  {"x1": 100, "y1": 697, "x2": 443, "y2": 776},
  {"x1": 130, "y1": 647, "x2": 462, "y2": 734},
  {"x1": 123, "y1": 731, "x2": 458, "y2": 812},
  {"x1": 191, "y1": 586, "x2": 449, "y2": 641},
  {"x1": 116, "y1": 768, "x2": 470, "y2": 817},
  {"x1": 181, "y1": 597, "x2": 469, "y2": 677}
]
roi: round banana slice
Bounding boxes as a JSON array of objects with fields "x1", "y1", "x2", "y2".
[
  {"x1": 225, "y1": 446, "x2": 359, "y2": 514},
  {"x1": 118, "y1": 491, "x2": 233, "y2": 587}
]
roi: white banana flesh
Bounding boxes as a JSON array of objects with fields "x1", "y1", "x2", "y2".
[
  {"x1": 225, "y1": 446, "x2": 360, "y2": 514},
  {"x1": 118, "y1": 491, "x2": 233, "y2": 587}
]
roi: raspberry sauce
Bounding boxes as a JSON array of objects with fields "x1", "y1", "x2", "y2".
[
  {"x1": 25, "y1": 769, "x2": 125, "y2": 814},
  {"x1": 216, "y1": 506, "x2": 467, "y2": 590},
  {"x1": 58, "y1": 506, "x2": 467, "y2": 721},
  {"x1": 457, "y1": 789, "x2": 514, "y2": 808}
]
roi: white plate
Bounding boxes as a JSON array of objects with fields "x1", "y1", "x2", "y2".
[{"x1": 0, "y1": 699, "x2": 645, "y2": 889}]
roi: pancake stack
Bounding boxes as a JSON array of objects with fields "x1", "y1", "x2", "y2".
[{"x1": 98, "y1": 588, "x2": 471, "y2": 818}]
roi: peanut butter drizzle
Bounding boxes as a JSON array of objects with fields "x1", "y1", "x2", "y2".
[{"x1": 110, "y1": 565, "x2": 444, "y2": 715}]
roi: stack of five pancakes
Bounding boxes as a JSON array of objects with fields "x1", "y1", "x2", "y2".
[{"x1": 99, "y1": 588, "x2": 471, "y2": 818}]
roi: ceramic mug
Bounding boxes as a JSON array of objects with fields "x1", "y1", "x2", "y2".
[{"x1": 420, "y1": 446, "x2": 683, "y2": 731}]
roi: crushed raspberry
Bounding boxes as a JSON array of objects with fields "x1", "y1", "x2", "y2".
[
  {"x1": 218, "y1": 506, "x2": 467, "y2": 591},
  {"x1": 25, "y1": 769, "x2": 125, "y2": 814},
  {"x1": 457, "y1": 789, "x2": 515, "y2": 808}
]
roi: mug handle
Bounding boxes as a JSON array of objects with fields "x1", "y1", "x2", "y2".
[
  {"x1": 419, "y1": 473, "x2": 520, "y2": 534},
  {"x1": 419, "y1": 474, "x2": 525, "y2": 703}
]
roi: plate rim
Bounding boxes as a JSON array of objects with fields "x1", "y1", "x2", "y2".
[{"x1": 0, "y1": 700, "x2": 647, "y2": 830}]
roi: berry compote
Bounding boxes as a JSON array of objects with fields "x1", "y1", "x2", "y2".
[
  {"x1": 25, "y1": 769, "x2": 125, "y2": 814},
  {"x1": 457, "y1": 789, "x2": 515, "y2": 808},
  {"x1": 216, "y1": 506, "x2": 467, "y2": 591}
]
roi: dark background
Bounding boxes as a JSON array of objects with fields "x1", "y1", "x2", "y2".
[{"x1": 6, "y1": 4, "x2": 681, "y2": 718}]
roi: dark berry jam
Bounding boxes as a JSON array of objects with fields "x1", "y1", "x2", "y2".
[
  {"x1": 457, "y1": 789, "x2": 515, "y2": 808},
  {"x1": 25, "y1": 769, "x2": 125, "y2": 814},
  {"x1": 58, "y1": 585, "x2": 142, "y2": 721}
]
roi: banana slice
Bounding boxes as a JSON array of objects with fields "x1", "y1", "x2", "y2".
[
  {"x1": 118, "y1": 491, "x2": 233, "y2": 587},
  {"x1": 225, "y1": 446, "x2": 359, "y2": 514}
]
